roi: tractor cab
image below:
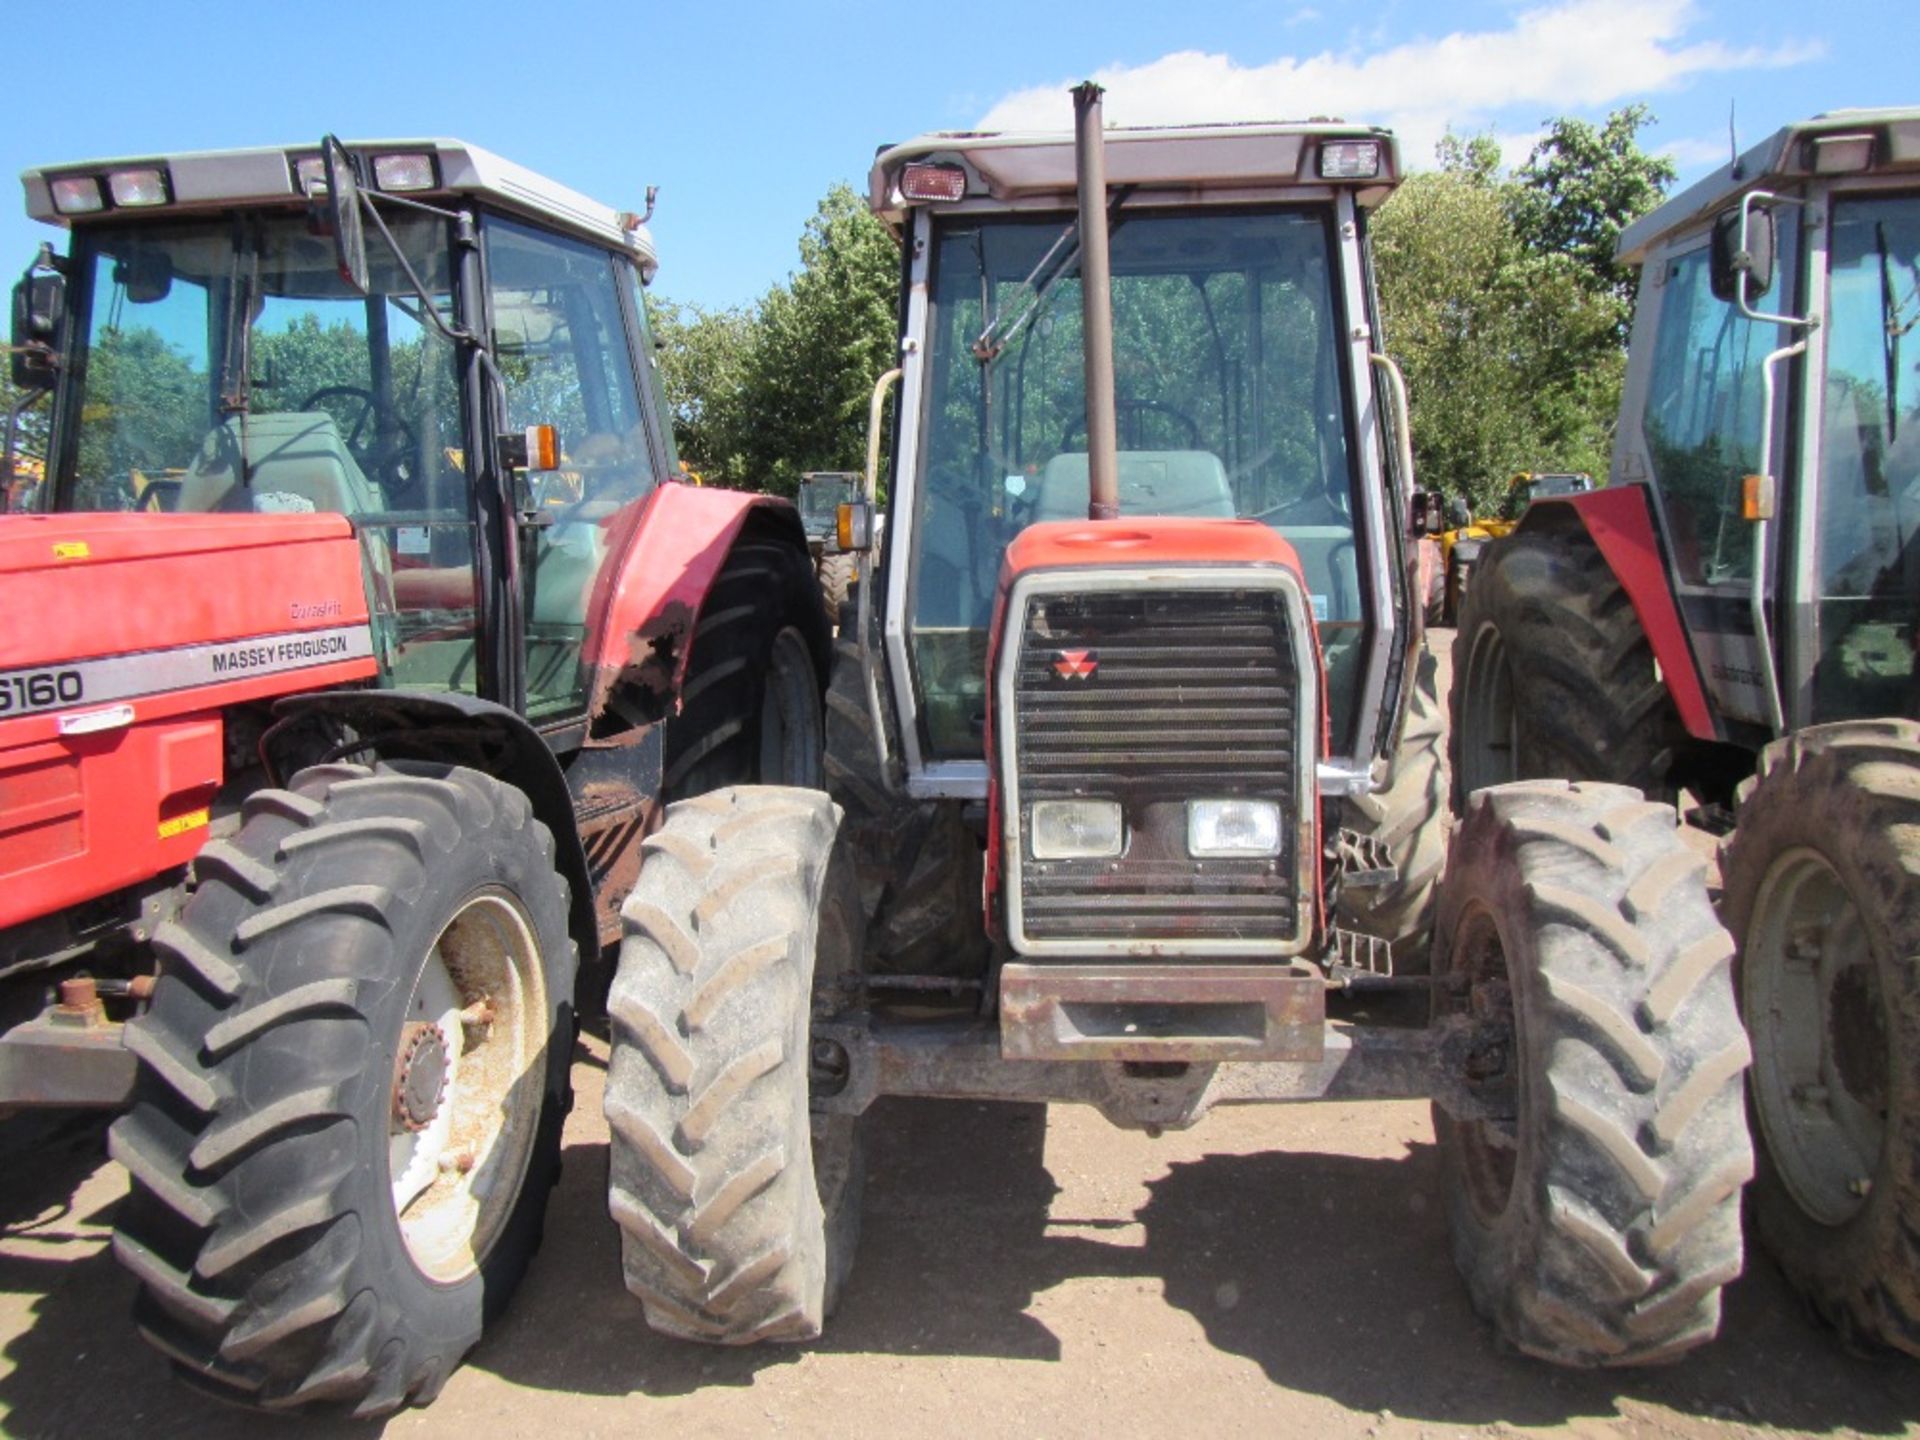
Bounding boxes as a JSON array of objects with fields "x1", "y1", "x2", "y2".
[
  {"x1": 10, "y1": 138, "x2": 682, "y2": 724},
  {"x1": 856, "y1": 116, "x2": 1416, "y2": 802},
  {"x1": 1609, "y1": 108, "x2": 1920, "y2": 737}
]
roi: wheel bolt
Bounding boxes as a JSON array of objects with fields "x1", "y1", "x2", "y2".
[{"x1": 1849, "y1": 1176, "x2": 1873, "y2": 1198}]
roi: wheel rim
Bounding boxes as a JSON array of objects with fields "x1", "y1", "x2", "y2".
[
  {"x1": 388, "y1": 888, "x2": 549, "y2": 1283},
  {"x1": 760, "y1": 627, "x2": 823, "y2": 786},
  {"x1": 1458, "y1": 623, "x2": 1518, "y2": 796},
  {"x1": 1743, "y1": 847, "x2": 1888, "y2": 1228},
  {"x1": 1448, "y1": 903, "x2": 1520, "y2": 1227}
]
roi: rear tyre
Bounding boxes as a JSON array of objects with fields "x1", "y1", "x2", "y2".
[
  {"x1": 1334, "y1": 648, "x2": 1448, "y2": 972},
  {"x1": 1450, "y1": 523, "x2": 1681, "y2": 813},
  {"x1": 109, "y1": 762, "x2": 576, "y2": 1416},
  {"x1": 816, "y1": 553, "x2": 857, "y2": 626},
  {"x1": 606, "y1": 787, "x2": 866, "y2": 1342},
  {"x1": 1432, "y1": 780, "x2": 1752, "y2": 1365},
  {"x1": 665, "y1": 535, "x2": 826, "y2": 799},
  {"x1": 1721, "y1": 720, "x2": 1920, "y2": 1355}
]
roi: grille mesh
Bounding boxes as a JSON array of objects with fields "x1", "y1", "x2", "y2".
[{"x1": 1010, "y1": 587, "x2": 1303, "y2": 944}]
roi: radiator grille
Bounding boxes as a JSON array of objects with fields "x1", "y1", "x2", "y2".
[{"x1": 1010, "y1": 587, "x2": 1304, "y2": 946}]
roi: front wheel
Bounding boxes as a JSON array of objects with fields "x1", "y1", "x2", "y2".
[
  {"x1": 110, "y1": 762, "x2": 577, "y2": 1416},
  {"x1": 1721, "y1": 720, "x2": 1920, "y2": 1355},
  {"x1": 606, "y1": 787, "x2": 866, "y2": 1342},
  {"x1": 1432, "y1": 780, "x2": 1751, "y2": 1365}
]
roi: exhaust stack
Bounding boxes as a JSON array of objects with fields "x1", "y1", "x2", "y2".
[{"x1": 1072, "y1": 82, "x2": 1120, "y2": 522}]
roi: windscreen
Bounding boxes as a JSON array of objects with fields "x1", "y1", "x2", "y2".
[
  {"x1": 1813, "y1": 192, "x2": 1920, "y2": 722},
  {"x1": 909, "y1": 207, "x2": 1366, "y2": 758},
  {"x1": 60, "y1": 213, "x2": 459, "y2": 521}
]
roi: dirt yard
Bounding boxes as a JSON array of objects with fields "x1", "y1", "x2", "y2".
[{"x1": 0, "y1": 634, "x2": 1915, "y2": 1438}]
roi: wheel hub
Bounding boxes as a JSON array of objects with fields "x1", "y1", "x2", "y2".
[{"x1": 394, "y1": 1021, "x2": 450, "y2": 1132}]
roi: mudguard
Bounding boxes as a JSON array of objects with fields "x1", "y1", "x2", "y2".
[
  {"x1": 581, "y1": 482, "x2": 816, "y2": 719},
  {"x1": 1522, "y1": 487, "x2": 1717, "y2": 741}
]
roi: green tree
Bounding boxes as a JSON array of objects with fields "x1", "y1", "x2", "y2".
[
  {"x1": 738, "y1": 184, "x2": 899, "y2": 495},
  {"x1": 1376, "y1": 113, "x2": 1674, "y2": 513},
  {"x1": 1509, "y1": 105, "x2": 1677, "y2": 320},
  {"x1": 648, "y1": 296, "x2": 756, "y2": 484},
  {"x1": 648, "y1": 183, "x2": 899, "y2": 494}
]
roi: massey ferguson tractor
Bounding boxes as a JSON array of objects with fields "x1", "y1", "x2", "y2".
[
  {"x1": 1453, "y1": 109, "x2": 1920, "y2": 1354},
  {"x1": 603, "y1": 87, "x2": 1757, "y2": 1368},
  {"x1": 0, "y1": 138, "x2": 828, "y2": 1412}
]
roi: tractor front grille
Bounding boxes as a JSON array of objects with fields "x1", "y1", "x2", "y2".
[{"x1": 1006, "y1": 584, "x2": 1307, "y2": 950}]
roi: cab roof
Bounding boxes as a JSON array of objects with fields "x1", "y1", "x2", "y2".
[
  {"x1": 869, "y1": 121, "x2": 1401, "y2": 228},
  {"x1": 1617, "y1": 107, "x2": 1920, "y2": 264},
  {"x1": 21, "y1": 138, "x2": 658, "y2": 274}
]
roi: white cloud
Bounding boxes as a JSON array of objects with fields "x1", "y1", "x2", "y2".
[
  {"x1": 1659, "y1": 133, "x2": 1741, "y2": 168},
  {"x1": 974, "y1": 0, "x2": 1819, "y2": 168}
]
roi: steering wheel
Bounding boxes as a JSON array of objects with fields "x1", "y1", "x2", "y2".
[
  {"x1": 299, "y1": 385, "x2": 418, "y2": 487},
  {"x1": 1059, "y1": 399, "x2": 1203, "y2": 453}
]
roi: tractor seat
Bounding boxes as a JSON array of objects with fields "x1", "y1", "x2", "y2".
[
  {"x1": 1028, "y1": 449, "x2": 1235, "y2": 523},
  {"x1": 174, "y1": 412, "x2": 386, "y2": 518}
]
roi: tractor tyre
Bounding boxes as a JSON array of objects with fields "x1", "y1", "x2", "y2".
[
  {"x1": 822, "y1": 633, "x2": 987, "y2": 978},
  {"x1": 1432, "y1": 780, "x2": 1752, "y2": 1365},
  {"x1": 1450, "y1": 522, "x2": 1682, "y2": 813},
  {"x1": 665, "y1": 533, "x2": 827, "y2": 800},
  {"x1": 1720, "y1": 720, "x2": 1920, "y2": 1356},
  {"x1": 1334, "y1": 647, "x2": 1449, "y2": 972},
  {"x1": 816, "y1": 553, "x2": 857, "y2": 627},
  {"x1": 606, "y1": 787, "x2": 866, "y2": 1341},
  {"x1": 109, "y1": 761, "x2": 577, "y2": 1416}
]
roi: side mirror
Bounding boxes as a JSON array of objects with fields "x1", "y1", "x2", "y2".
[
  {"x1": 115, "y1": 250, "x2": 172, "y2": 305},
  {"x1": 321, "y1": 135, "x2": 370, "y2": 296},
  {"x1": 10, "y1": 272, "x2": 64, "y2": 390},
  {"x1": 837, "y1": 497, "x2": 875, "y2": 552},
  {"x1": 1410, "y1": 491, "x2": 1444, "y2": 536},
  {"x1": 1711, "y1": 202, "x2": 1775, "y2": 305}
]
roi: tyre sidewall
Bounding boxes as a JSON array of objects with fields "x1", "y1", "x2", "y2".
[{"x1": 1722, "y1": 738, "x2": 1920, "y2": 1323}]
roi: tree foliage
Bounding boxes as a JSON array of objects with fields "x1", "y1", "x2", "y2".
[
  {"x1": 1376, "y1": 107, "x2": 1675, "y2": 515},
  {"x1": 649, "y1": 184, "x2": 898, "y2": 495}
]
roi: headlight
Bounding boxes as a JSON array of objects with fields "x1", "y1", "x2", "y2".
[
  {"x1": 1030, "y1": 800, "x2": 1125, "y2": 859},
  {"x1": 1187, "y1": 798, "x2": 1283, "y2": 857}
]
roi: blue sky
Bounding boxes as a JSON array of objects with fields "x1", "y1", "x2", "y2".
[{"x1": 3, "y1": 0, "x2": 1911, "y2": 312}]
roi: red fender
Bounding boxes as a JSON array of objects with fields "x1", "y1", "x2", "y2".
[
  {"x1": 1531, "y1": 487, "x2": 1716, "y2": 741},
  {"x1": 582, "y1": 481, "x2": 803, "y2": 716}
]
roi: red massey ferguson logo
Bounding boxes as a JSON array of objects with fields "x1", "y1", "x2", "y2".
[{"x1": 1053, "y1": 648, "x2": 1099, "y2": 679}]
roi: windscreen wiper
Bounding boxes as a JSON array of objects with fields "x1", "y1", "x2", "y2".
[{"x1": 973, "y1": 186, "x2": 1134, "y2": 365}]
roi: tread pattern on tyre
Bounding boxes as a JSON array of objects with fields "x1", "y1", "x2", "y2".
[
  {"x1": 109, "y1": 762, "x2": 575, "y2": 1417},
  {"x1": 1449, "y1": 520, "x2": 1681, "y2": 812},
  {"x1": 816, "y1": 552, "x2": 857, "y2": 624},
  {"x1": 1435, "y1": 780, "x2": 1752, "y2": 1366},
  {"x1": 606, "y1": 786, "x2": 849, "y2": 1343},
  {"x1": 1336, "y1": 646, "x2": 1449, "y2": 970},
  {"x1": 822, "y1": 633, "x2": 986, "y2": 976},
  {"x1": 1721, "y1": 719, "x2": 1920, "y2": 1356}
]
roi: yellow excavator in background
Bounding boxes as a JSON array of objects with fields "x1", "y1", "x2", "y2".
[{"x1": 1429, "y1": 470, "x2": 1593, "y2": 623}]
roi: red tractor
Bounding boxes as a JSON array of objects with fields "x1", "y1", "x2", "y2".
[
  {"x1": 601, "y1": 88, "x2": 1757, "y2": 1368},
  {"x1": 1453, "y1": 109, "x2": 1920, "y2": 1354},
  {"x1": 1, "y1": 137, "x2": 827, "y2": 1412}
]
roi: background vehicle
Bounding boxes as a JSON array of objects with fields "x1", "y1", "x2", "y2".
[
  {"x1": 1453, "y1": 109, "x2": 1920, "y2": 1355},
  {"x1": 1, "y1": 137, "x2": 827, "y2": 1414},
  {"x1": 603, "y1": 88, "x2": 1754, "y2": 1368},
  {"x1": 797, "y1": 468, "x2": 860, "y2": 616},
  {"x1": 1429, "y1": 472, "x2": 1593, "y2": 624}
]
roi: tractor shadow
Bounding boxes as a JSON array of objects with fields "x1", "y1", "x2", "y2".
[
  {"x1": 477, "y1": 1092, "x2": 1920, "y2": 1434},
  {"x1": 0, "y1": 1114, "x2": 385, "y2": 1439}
]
